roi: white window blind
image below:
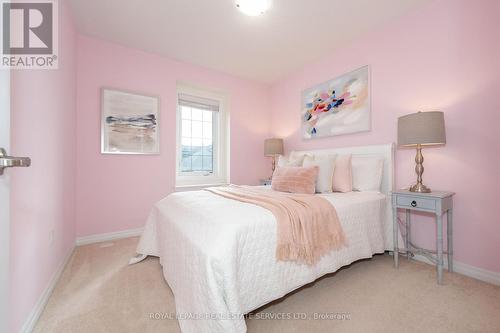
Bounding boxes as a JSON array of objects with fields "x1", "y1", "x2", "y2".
[{"x1": 178, "y1": 93, "x2": 219, "y2": 112}]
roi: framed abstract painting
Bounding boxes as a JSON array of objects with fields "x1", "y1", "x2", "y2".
[
  {"x1": 301, "y1": 66, "x2": 370, "y2": 139},
  {"x1": 101, "y1": 88, "x2": 160, "y2": 154}
]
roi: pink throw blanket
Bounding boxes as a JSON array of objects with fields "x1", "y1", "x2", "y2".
[{"x1": 205, "y1": 185, "x2": 346, "y2": 265}]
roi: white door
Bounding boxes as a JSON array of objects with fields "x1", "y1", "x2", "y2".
[
  {"x1": 0, "y1": 69, "x2": 11, "y2": 333},
  {"x1": 0, "y1": 69, "x2": 30, "y2": 331}
]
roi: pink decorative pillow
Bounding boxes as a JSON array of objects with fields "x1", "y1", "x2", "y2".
[
  {"x1": 332, "y1": 154, "x2": 352, "y2": 193},
  {"x1": 271, "y1": 166, "x2": 319, "y2": 194}
]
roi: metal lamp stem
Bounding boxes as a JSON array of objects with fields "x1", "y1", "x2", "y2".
[
  {"x1": 410, "y1": 144, "x2": 431, "y2": 193},
  {"x1": 269, "y1": 155, "x2": 277, "y2": 180}
]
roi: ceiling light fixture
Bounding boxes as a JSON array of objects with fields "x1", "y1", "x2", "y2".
[{"x1": 235, "y1": 0, "x2": 271, "y2": 16}]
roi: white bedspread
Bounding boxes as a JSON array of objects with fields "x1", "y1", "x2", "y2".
[{"x1": 135, "y1": 188, "x2": 390, "y2": 333}]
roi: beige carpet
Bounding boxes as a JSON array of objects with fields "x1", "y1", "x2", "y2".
[{"x1": 34, "y1": 237, "x2": 500, "y2": 333}]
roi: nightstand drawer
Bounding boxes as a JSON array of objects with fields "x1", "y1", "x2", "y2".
[
  {"x1": 260, "y1": 179, "x2": 272, "y2": 186},
  {"x1": 397, "y1": 196, "x2": 435, "y2": 210}
]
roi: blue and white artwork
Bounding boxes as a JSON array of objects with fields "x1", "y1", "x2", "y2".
[{"x1": 101, "y1": 89, "x2": 160, "y2": 154}]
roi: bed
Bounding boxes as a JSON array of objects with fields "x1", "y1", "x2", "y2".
[{"x1": 134, "y1": 143, "x2": 396, "y2": 333}]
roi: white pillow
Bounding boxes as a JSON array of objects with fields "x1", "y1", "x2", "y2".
[
  {"x1": 302, "y1": 154, "x2": 336, "y2": 193},
  {"x1": 351, "y1": 157, "x2": 384, "y2": 191},
  {"x1": 277, "y1": 155, "x2": 305, "y2": 167}
]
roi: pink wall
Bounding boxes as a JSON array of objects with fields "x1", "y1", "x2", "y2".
[
  {"x1": 270, "y1": 0, "x2": 500, "y2": 273},
  {"x1": 7, "y1": 0, "x2": 498, "y2": 330},
  {"x1": 9, "y1": 1, "x2": 77, "y2": 332},
  {"x1": 75, "y1": 36, "x2": 271, "y2": 237}
]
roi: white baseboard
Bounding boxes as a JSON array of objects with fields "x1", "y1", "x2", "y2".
[
  {"x1": 20, "y1": 228, "x2": 143, "y2": 332},
  {"x1": 412, "y1": 254, "x2": 500, "y2": 286},
  {"x1": 76, "y1": 227, "x2": 144, "y2": 246},
  {"x1": 20, "y1": 245, "x2": 75, "y2": 333}
]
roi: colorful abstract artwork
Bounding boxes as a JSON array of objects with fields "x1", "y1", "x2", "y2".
[
  {"x1": 101, "y1": 88, "x2": 160, "y2": 154},
  {"x1": 301, "y1": 66, "x2": 370, "y2": 139}
]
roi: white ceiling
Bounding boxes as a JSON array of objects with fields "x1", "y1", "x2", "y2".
[{"x1": 68, "y1": 0, "x2": 429, "y2": 83}]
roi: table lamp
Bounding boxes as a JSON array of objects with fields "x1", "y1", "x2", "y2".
[
  {"x1": 398, "y1": 111, "x2": 446, "y2": 193},
  {"x1": 264, "y1": 138, "x2": 283, "y2": 176}
]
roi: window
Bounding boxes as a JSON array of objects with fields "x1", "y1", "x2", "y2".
[{"x1": 176, "y1": 84, "x2": 229, "y2": 187}]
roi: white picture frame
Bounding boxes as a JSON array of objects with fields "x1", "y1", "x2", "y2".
[{"x1": 101, "y1": 88, "x2": 160, "y2": 154}]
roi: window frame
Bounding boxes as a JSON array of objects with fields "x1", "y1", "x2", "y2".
[
  {"x1": 175, "y1": 83, "x2": 229, "y2": 188},
  {"x1": 179, "y1": 101, "x2": 217, "y2": 175}
]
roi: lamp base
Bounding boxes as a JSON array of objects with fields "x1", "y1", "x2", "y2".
[
  {"x1": 409, "y1": 183, "x2": 431, "y2": 193},
  {"x1": 410, "y1": 144, "x2": 432, "y2": 193}
]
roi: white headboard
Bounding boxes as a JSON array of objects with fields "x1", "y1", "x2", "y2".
[
  {"x1": 289, "y1": 143, "x2": 395, "y2": 196},
  {"x1": 289, "y1": 143, "x2": 396, "y2": 250}
]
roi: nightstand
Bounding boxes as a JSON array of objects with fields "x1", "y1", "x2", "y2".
[
  {"x1": 260, "y1": 179, "x2": 272, "y2": 186},
  {"x1": 392, "y1": 189, "x2": 455, "y2": 284}
]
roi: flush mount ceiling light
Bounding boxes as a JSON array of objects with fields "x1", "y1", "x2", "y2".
[{"x1": 235, "y1": 0, "x2": 271, "y2": 16}]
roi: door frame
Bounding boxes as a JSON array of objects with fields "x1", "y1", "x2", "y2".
[{"x1": 0, "y1": 68, "x2": 11, "y2": 332}]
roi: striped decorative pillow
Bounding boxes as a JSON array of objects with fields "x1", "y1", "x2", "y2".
[{"x1": 271, "y1": 166, "x2": 319, "y2": 194}]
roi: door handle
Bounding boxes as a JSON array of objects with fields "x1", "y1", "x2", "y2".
[{"x1": 0, "y1": 148, "x2": 31, "y2": 175}]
